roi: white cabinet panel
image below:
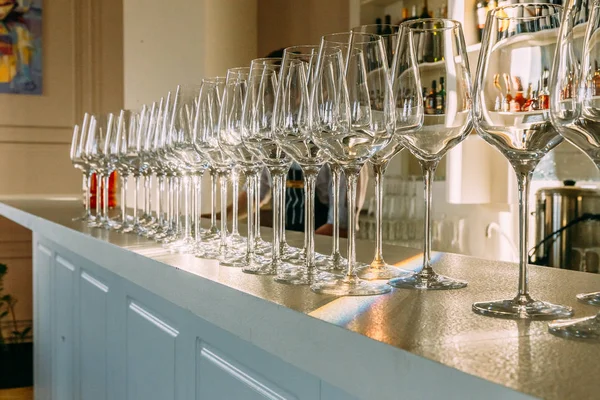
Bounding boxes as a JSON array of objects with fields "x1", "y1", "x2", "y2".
[
  {"x1": 79, "y1": 271, "x2": 109, "y2": 400},
  {"x1": 126, "y1": 300, "x2": 179, "y2": 400},
  {"x1": 53, "y1": 255, "x2": 76, "y2": 400},
  {"x1": 33, "y1": 239, "x2": 52, "y2": 400},
  {"x1": 196, "y1": 341, "x2": 296, "y2": 400}
]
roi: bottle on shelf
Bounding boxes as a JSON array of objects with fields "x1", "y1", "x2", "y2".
[
  {"x1": 510, "y1": 76, "x2": 526, "y2": 112},
  {"x1": 420, "y1": 0, "x2": 430, "y2": 18},
  {"x1": 398, "y1": 7, "x2": 409, "y2": 25},
  {"x1": 493, "y1": 73, "x2": 502, "y2": 111},
  {"x1": 593, "y1": 61, "x2": 600, "y2": 96},
  {"x1": 539, "y1": 69, "x2": 550, "y2": 109},
  {"x1": 426, "y1": 80, "x2": 437, "y2": 115},
  {"x1": 476, "y1": 0, "x2": 487, "y2": 42},
  {"x1": 436, "y1": 77, "x2": 446, "y2": 114},
  {"x1": 375, "y1": 17, "x2": 382, "y2": 35},
  {"x1": 382, "y1": 15, "x2": 393, "y2": 35},
  {"x1": 502, "y1": 73, "x2": 512, "y2": 112}
]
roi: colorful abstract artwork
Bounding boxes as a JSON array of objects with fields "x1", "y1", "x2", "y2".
[{"x1": 0, "y1": 0, "x2": 42, "y2": 95}]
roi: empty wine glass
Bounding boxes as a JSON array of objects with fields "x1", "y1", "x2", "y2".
[
  {"x1": 549, "y1": 0, "x2": 600, "y2": 338},
  {"x1": 241, "y1": 64, "x2": 294, "y2": 274},
  {"x1": 387, "y1": 19, "x2": 468, "y2": 290},
  {"x1": 310, "y1": 32, "x2": 395, "y2": 296},
  {"x1": 473, "y1": 4, "x2": 573, "y2": 319},
  {"x1": 113, "y1": 108, "x2": 144, "y2": 233},
  {"x1": 352, "y1": 23, "x2": 407, "y2": 280},
  {"x1": 70, "y1": 114, "x2": 92, "y2": 222},
  {"x1": 219, "y1": 67, "x2": 269, "y2": 269},
  {"x1": 272, "y1": 45, "x2": 331, "y2": 285},
  {"x1": 85, "y1": 114, "x2": 117, "y2": 229}
]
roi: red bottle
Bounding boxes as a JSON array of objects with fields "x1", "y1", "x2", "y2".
[{"x1": 90, "y1": 172, "x2": 118, "y2": 209}]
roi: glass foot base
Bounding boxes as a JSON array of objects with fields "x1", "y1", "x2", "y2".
[
  {"x1": 356, "y1": 261, "x2": 408, "y2": 280},
  {"x1": 472, "y1": 297, "x2": 573, "y2": 320},
  {"x1": 316, "y1": 253, "x2": 349, "y2": 272},
  {"x1": 388, "y1": 270, "x2": 467, "y2": 290},
  {"x1": 576, "y1": 292, "x2": 600, "y2": 306},
  {"x1": 274, "y1": 267, "x2": 323, "y2": 286},
  {"x1": 548, "y1": 313, "x2": 600, "y2": 341},
  {"x1": 311, "y1": 275, "x2": 391, "y2": 296},
  {"x1": 243, "y1": 260, "x2": 282, "y2": 275}
]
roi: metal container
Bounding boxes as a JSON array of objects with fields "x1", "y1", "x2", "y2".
[{"x1": 534, "y1": 181, "x2": 600, "y2": 272}]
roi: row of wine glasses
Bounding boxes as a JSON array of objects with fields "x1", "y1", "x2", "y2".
[{"x1": 69, "y1": 3, "x2": 600, "y2": 341}]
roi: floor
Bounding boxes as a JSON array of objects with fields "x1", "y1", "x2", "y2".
[{"x1": 0, "y1": 387, "x2": 33, "y2": 400}]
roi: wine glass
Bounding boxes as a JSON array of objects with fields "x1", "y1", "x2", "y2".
[
  {"x1": 309, "y1": 32, "x2": 395, "y2": 296},
  {"x1": 70, "y1": 114, "x2": 93, "y2": 222},
  {"x1": 549, "y1": 0, "x2": 600, "y2": 338},
  {"x1": 113, "y1": 108, "x2": 143, "y2": 233},
  {"x1": 272, "y1": 45, "x2": 331, "y2": 285},
  {"x1": 241, "y1": 63, "x2": 295, "y2": 274},
  {"x1": 85, "y1": 114, "x2": 116, "y2": 229},
  {"x1": 473, "y1": 4, "x2": 573, "y2": 318},
  {"x1": 387, "y1": 19, "x2": 469, "y2": 290},
  {"x1": 352, "y1": 23, "x2": 408, "y2": 280},
  {"x1": 219, "y1": 67, "x2": 270, "y2": 269}
]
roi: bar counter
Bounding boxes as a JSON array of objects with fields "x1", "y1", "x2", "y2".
[{"x1": 2, "y1": 199, "x2": 599, "y2": 400}]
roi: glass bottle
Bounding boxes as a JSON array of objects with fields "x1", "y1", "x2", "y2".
[{"x1": 426, "y1": 80, "x2": 437, "y2": 115}]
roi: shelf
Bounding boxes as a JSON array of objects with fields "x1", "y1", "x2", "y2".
[
  {"x1": 360, "y1": 0, "x2": 400, "y2": 6},
  {"x1": 466, "y1": 42, "x2": 481, "y2": 54}
]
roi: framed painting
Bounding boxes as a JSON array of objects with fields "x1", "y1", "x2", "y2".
[{"x1": 0, "y1": 0, "x2": 42, "y2": 95}]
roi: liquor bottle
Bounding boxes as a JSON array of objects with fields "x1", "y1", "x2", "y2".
[
  {"x1": 375, "y1": 17, "x2": 382, "y2": 35},
  {"x1": 382, "y1": 15, "x2": 393, "y2": 35},
  {"x1": 539, "y1": 70, "x2": 550, "y2": 109},
  {"x1": 476, "y1": 0, "x2": 488, "y2": 42},
  {"x1": 90, "y1": 171, "x2": 118, "y2": 209},
  {"x1": 503, "y1": 73, "x2": 513, "y2": 111},
  {"x1": 511, "y1": 76, "x2": 526, "y2": 112},
  {"x1": 436, "y1": 77, "x2": 446, "y2": 114},
  {"x1": 422, "y1": 86, "x2": 428, "y2": 109},
  {"x1": 487, "y1": 0, "x2": 497, "y2": 11},
  {"x1": 398, "y1": 7, "x2": 409, "y2": 24},
  {"x1": 420, "y1": 0, "x2": 430, "y2": 18},
  {"x1": 528, "y1": 91, "x2": 539, "y2": 111},
  {"x1": 523, "y1": 83, "x2": 533, "y2": 110},
  {"x1": 593, "y1": 61, "x2": 600, "y2": 96},
  {"x1": 426, "y1": 80, "x2": 437, "y2": 115}
]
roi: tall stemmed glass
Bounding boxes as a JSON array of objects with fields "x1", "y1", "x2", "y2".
[
  {"x1": 85, "y1": 114, "x2": 116, "y2": 229},
  {"x1": 473, "y1": 4, "x2": 573, "y2": 318},
  {"x1": 352, "y1": 24, "x2": 408, "y2": 280},
  {"x1": 310, "y1": 32, "x2": 395, "y2": 296},
  {"x1": 272, "y1": 46, "x2": 331, "y2": 285},
  {"x1": 549, "y1": 0, "x2": 600, "y2": 338},
  {"x1": 165, "y1": 85, "x2": 201, "y2": 253},
  {"x1": 219, "y1": 67, "x2": 269, "y2": 269},
  {"x1": 70, "y1": 115, "x2": 92, "y2": 222},
  {"x1": 113, "y1": 108, "x2": 144, "y2": 233},
  {"x1": 241, "y1": 64, "x2": 293, "y2": 274},
  {"x1": 388, "y1": 19, "x2": 470, "y2": 290},
  {"x1": 195, "y1": 76, "x2": 236, "y2": 260}
]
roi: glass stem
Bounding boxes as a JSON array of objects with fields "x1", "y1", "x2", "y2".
[
  {"x1": 280, "y1": 172, "x2": 287, "y2": 249},
  {"x1": 219, "y1": 172, "x2": 228, "y2": 253},
  {"x1": 166, "y1": 176, "x2": 172, "y2": 229},
  {"x1": 420, "y1": 160, "x2": 439, "y2": 275},
  {"x1": 84, "y1": 172, "x2": 91, "y2": 218},
  {"x1": 174, "y1": 176, "x2": 181, "y2": 233},
  {"x1": 210, "y1": 169, "x2": 218, "y2": 232},
  {"x1": 331, "y1": 164, "x2": 341, "y2": 258},
  {"x1": 183, "y1": 174, "x2": 191, "y2": 240},
  {"x1": 133, "y1": 175, "x2": 140, "y2": 225},
  {"x1": 516, "y1": 170, "x2": 533, "y2": 302},
  {"x1": 255, "y1": 172, "x2": 262, "y2": 240},
  {"x1": 144, "y1": 174, "x2": 152, "y2": 220},
  {"x1": 303, "y1": 170, "x2": 318, "y2": 270},
  {"x1": 372, "y1": 162, "x2": 387, "y2": 265},
  {"x1": 103, "y1": 174, "x2": 110, "y2": 222},
  {"x1": 95, "y1": 174, "x2": 102, "y2": 219},
  {"x1": 232, "y1": 170, "x2": 239, "y2": 236},
  {"x1": 344, "y1": 167, "x2": 361, "y2": 278},
  {"x1": 121, "y1": 175, "x2": 128, "y2": 224},
  {"x1": 157, "y1": 175, "x2": 164, "y2": 227},
  {"x1": 271, "y1": 171, "x2": 283, "y2": 263},
  {"x1": 194, "y1": 173, "x2": 202, "y2": 244},
  {"x1": 246, "y1": 172, "x2": 257, "y2": 261}
]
